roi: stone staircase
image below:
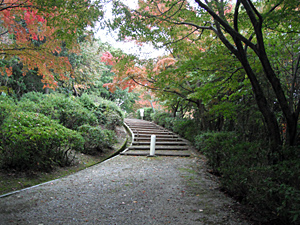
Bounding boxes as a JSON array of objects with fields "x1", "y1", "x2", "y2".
[{"x1": 121, "y1": 118, "x2": 191, "y2": 157}]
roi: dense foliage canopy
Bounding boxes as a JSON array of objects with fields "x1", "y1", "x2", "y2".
[
  {"x1": 0, "y1": 0, "x2": 104, "y2": 89},
  {"x1": 106, "y1": 0, "x2": 300, "y2": 147}
]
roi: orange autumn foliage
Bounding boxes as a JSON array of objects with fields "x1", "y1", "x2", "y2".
[
  {"x1": 0, "y1": 0, "x2": 100, "y2": 89},
  {"x1": 153, "y1": 57, "x2": 176, "y2": 74},
  {"x1": 103, "y1": 53, "x2": 151, "y2": 93}
]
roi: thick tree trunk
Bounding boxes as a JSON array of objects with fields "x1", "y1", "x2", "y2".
[
  {"x1": 237, "y1": 53, "x2": 282, "y2": 147},
  {"x1": 256, "y1": 47, "x2": 298, "y2": 146}
]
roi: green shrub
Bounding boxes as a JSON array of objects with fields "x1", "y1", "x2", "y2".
[
  {"x1": 94, "y1": 98, "x2": 124, "y2": 126},
  {"x1": 17, "y1": 98, "x2": 41, "y2": 113},
  {"x1": 39, "y1": 93, "x2": 98, "y2": 130},
  {"x1": 195, "y1": 132, "x2": 300, "y2": 224},
  {"x1": 136, "y1": 107, "x2": 153, "y2": 121},
  {"x1": 151, "y1": 111, "x2": 200, "y2": 141},
  {"x1": 151, "y1": 111, "x2": 174, "y2": 128},
  {"x1": 104, "y1": 110, "x2": 123, "y2": 130},
  {"x1": 18, "y1": 92, "x2": 124, "y2": 131},
  {"x1": 20, "y1": 91, "x2": 45, "y2": 103},
  {"x1": 173, "y1": 118, "x2": 199, "y2": 142},
  {"x1": 0, "y1": 112, "x2": 84, "y2": 171},
  {"x1": 77, "y1": 124, "x2": 116, "y2": 155},
  {"x1": 195, "y1": 132, "x2": 238, "y2": 172},
  {"x1": 78, "y1": 93, "x2": 97, "y2": 110},
  {"x1": 0, "y1": 95, "x2": 15, "y2": 126}
]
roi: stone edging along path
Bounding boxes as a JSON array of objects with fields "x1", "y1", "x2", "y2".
[{"x1": 0, "y1": 120, "x2": 251, "y2": 224}]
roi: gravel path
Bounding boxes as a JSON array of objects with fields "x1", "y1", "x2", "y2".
[{"x1": 0, "y1": 154, "x2": 251, "y2": 225}]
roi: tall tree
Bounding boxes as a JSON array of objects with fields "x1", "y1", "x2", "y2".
[{"x1": 107, "y1": 0, "x2": 300, "y2": 147}]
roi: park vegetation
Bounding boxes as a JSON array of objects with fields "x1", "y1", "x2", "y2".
[
  {"x1": 1, "y1": 0, "x2": 300, "y2": 223},
  {"x1": 104, "y1": 0, "x2": 300, "y2": 224},
  {"x1": 0, "y1": 0, "x2": 138, "y2": 173}
]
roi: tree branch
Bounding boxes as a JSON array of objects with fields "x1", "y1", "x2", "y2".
[
  {"x1": 267, "y1": 0, "x2": 283, "y2": 14},
  {"x1": 131, "y1": 77, "x2": 199, "y2": 105},
  {"x1": 213, "y1": 21, "x2": 238, "y2": 55},
  {"x1": 240, "y1": 0, "x2": 263, "y2": 49},
  {"x1": 233, "y1": 0, "x2": 241, "y2": 32},
  {"x1": 194, "y1": 0, "x2": 257, "y2": 52},
  {"x1": 0, "y1": 30, "x2": 8, "y2": 36},
  {"x1": 296, "y1": 98, "x2": 300, "y2": 119},
  {"x1": 154, "y1": 0, "x2": 185, "y2": 20},
  {"x1": 163, "y1": 27, "x2": 200, "y2": 46},
  {"x1": 0, "y1": 0, "x2": 32, "y2": 12}
]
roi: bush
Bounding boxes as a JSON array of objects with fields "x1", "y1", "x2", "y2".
[
  {"x1": 136, "y1": 107, "x2": 153, "y2": 121},
  {"x1": 195, "y1": 132, "x2": 300, "y2": 224},
  {"x1": 173, "y1": 118, "x2": 199, "y2": 142},
  {"x1": 0, "y1": 112, "x2": 84, "y2": 171},
  {"x1": 94, "y1": 98, "x2": 124, "y2": 127},
  {"x1": 150, "y1": 111, "x2": 200, "y2": 141},
  {"x1": 195, "y1": 132, "x2": 239, "y2": 172},
  {"x1": 78, "y1": 93, "x2": 97, "y2": 110},
  {"x1": 151, "y1": 111, "x2": 174, "y2": 129},
  {"x1": 20, "y1": 91, "x2": 45, "y2": 103},
  {"x1": 19, "y1": 92, "x2": 124, "y2": 131},
  {"x1": 104, "y1": 110, "x2": 123, "y2": 130},
  {"x1": 39, "y1": 93, "x2": 98, "y2": 130},
  {"x1": 0, "y1": 95, "x2": 15, "y2": 126},
  {"x1": 17, "y1": 98, "x2": 41, "y2": 113},
  {"x1": 77, "y1": 124, "x2": 116, "y2": 155}
]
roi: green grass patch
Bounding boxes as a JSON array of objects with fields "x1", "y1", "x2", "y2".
[{"x1": 178, "y1": 167, "x2": 198, "y2": 174}]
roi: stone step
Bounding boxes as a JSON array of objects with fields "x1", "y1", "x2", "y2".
[
  {"x1": 128, "y1": 145, "x2": 189, "y2": 151},
  {"x1": 123, "y1": 118, "x2": 191, "y2": 157},
  {"x1": 134, "y1": 137, "x2": 184, "y2": 142},
  {"x1": 132, "y1": 141, "x2": 187, "y2": 146},
  {"x1": 129, "y1": 126, "x2": 158, "y2": 129},
  {"x1": 130, "y1": 128, "x2": 170, "y2": 132},
  {"x1": 134, "y1": 134, "x2": 179, "y2": 138},
  {"x1": 133, "y1": 131, "x2": 174, "y2": 135},
  {"x1": 120, "y1": 150, "x2": 190, "y2": 157},
  {"x1": 125, "y1": 123, "x2": 157, "y2": 127}
]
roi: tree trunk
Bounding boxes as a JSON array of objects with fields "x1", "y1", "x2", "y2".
[
  {"x1": 237, "y1": 51, "x2": 282, "y2": 147},
  {"x1": 73, "y1": 85, "x2": 78, "y2": 97},
  {"x1": 256, "y1": 47, "x2": 298, "y2": 146},
  {"x1": 149, "y1": 100, "x2": 155, "y2": 113}
]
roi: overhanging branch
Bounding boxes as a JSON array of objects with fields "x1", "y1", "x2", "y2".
[{"x1": 131, "y1": 77, "x2": 199, "y2": 105}]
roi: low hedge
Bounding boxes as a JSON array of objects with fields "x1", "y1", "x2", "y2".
[
  {"x1": 0, "y1": 112, "x2": 84, "y2": 171},
  {"x1": 77, "y1": 124, "x2": 116, "y2": 155},
  {"x1": 195, "y1": 132, "x2": 300, "y2": 224}
]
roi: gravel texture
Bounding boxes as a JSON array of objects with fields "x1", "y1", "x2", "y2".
[{"x1": 0, "y1": 154, "x2": 251, "y2": 225}]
